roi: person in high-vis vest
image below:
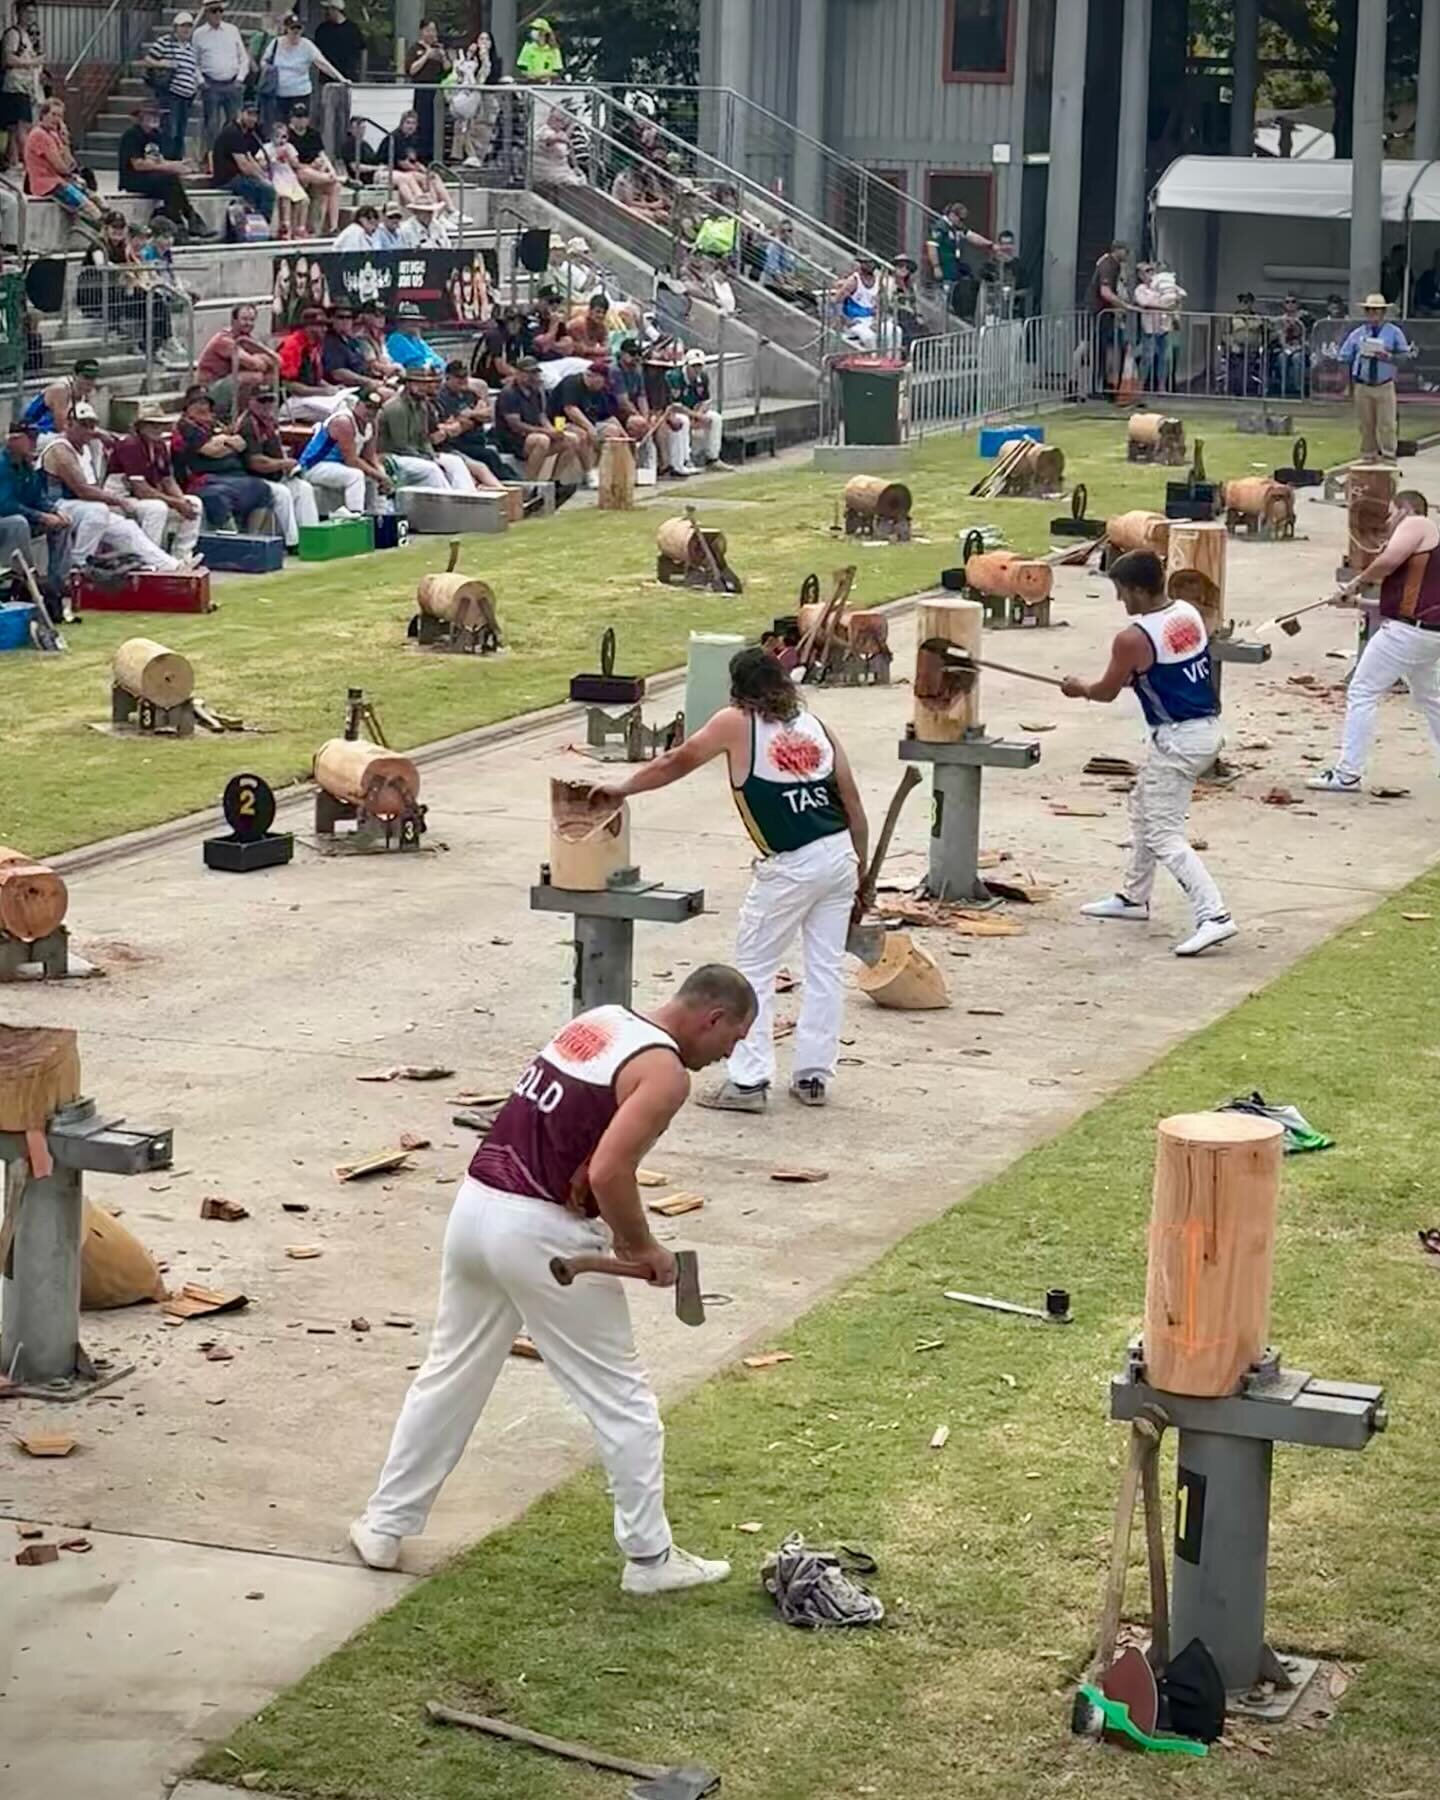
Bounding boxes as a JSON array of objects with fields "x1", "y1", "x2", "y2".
[
  {"x1": 1060, "y1": 548, "x2": 1238, "y2": 958},
  {"x1": 591, "y1": 648, "x2": 870, "y2": 1113}
]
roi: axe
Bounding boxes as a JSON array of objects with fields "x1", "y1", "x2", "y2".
[
  {"x1": 1254, "y1": 593, "x2": 1347, "y2": 638},
  {"x1": 847, "y1": 765, "x2": 922, "y2": 965},
  {"x1": 918, "y1": 637, "x2": 1068, "y2": 692},
  {"x1": 426, "y1": 1702, "x2": 720, "y2": 1799},
  {"x1": 550, "y1": 1246, "x2": 705, "y2": 1326}
]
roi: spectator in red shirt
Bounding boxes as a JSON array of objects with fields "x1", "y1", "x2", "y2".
[
  {"x1": 105, "y1": 412, "x2": 204, "y2": 562},
  {"x1": 277, "y1": 304, "x2": 344, "y2": 422},
  {"x1": 23, "y1": 98, "x2": 105, "y2": 229},
  {"x1": 197, "y1": 300, "x2": 279, "y2": 389}
]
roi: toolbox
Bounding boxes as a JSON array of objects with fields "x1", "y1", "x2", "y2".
[
  {"x1": 197, "y1": 532, "x2": 285, "y2": 573},
  {"x1": 72, "y1": 570, "x2": 214, "y2": 613},
  {"x1": 298, "y1": 516, "x2": 376, "y2": 560}
]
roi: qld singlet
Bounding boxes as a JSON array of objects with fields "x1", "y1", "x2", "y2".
[
  {"x1": 1129, "y1": 600, "x2": 1218, "y2": 728},
  {"x1": 730, "y1": 708, "x2": 849, "y2": 856},
  {"x1": 469, "y1": 1006, "x2": 681, "y2": 1214}
]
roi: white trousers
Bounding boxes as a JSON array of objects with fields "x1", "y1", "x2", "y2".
[
  {"x1": 303, "y1": 461, "x2": 367, "y2": 513},
  {"x1": 1337, "y1": 617, "x2": 1440, "y2": 779},
  {"x1": 728, "y1": 830, "x2": 858, "y2": 1089},
  {"x1": 129, "y1": 495, "x2": 202, "y2": 559},
  {"x1": 363, "y1": 1178, "x2": 670, "y2": 1558},
  {"x1": 264, "y1": 475, "x2": 320, "y2": 547},
  {"x1": 661, "y1": 410, "x2": 723, "y2": 471},
  {"x1": 390, "y1": 452, "x2": 477, "y2": 492},
  {"x1": 281, "y1": 392, "x2": 347, "y2": 423},
  {"x1": 56, "y1": 498, "x2": 179, "y2": 571},
  {"x1": 1122, "y1": 717, "x2": 1227, "y2": 925}
]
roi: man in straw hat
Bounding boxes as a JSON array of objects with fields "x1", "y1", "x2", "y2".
[{"x1": 1331, "y1": 294, "x2": 1416, "y2": 462}]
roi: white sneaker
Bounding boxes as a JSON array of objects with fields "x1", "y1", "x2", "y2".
[
  {"x1": 621, "y1": 1545, "x2": 731, "y2": 1597},
  {"x1": 1080, "y1": 893, "x2": 1150, "y2": 921},
  {"x1": 1305, "y1": 768, "x2": 1362, "y2": 793},
  {"x1": 348, "y1": 1517, "x2": 401, "y2": 1570},
  {"x1": 585, "y1": 468, "x2": 600, "y2": 489},
  {"x1": 696, "y1": 1078, "x2": 768, "y2": 1113},
  {"x1": 679, "y1": 462, "x2": 703, "y2": 477},
  {"x1": 1174, "y1": 915, "x2": 1238, "y2": 958}
]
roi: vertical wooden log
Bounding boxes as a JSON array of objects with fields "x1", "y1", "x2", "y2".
[
  {"x1": 597, "y1": 435, "x2": 636, "y2": 511},
  {"x1": 1143, "y1": 1112, "x2": 1283, "y2": 1396},
  {"x1": 549, "y1": 780, "x2": 632, "y2": 890},
  {"x1": 1347, "y1": 462, "x2": 1396, "y2": 572},
  {"x1": 1166, "y1": 521, "x2": 1228, "y2": 637},
  {"x1": 913, "y1": 597, "x2": 982, "y2": 741}
]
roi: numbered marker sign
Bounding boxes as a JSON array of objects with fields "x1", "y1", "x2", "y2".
[{"x1": 222, "y1": 773, "x2": 277, "y2": 843}]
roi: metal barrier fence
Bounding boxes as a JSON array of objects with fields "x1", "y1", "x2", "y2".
[{"x1": 906, "y1": 313, "x2": 1093, "y2": 437}]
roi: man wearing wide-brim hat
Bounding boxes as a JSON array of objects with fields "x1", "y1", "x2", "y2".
[{"x1": 1332, "y1": 293, "x2": 1417, "y2": 462}]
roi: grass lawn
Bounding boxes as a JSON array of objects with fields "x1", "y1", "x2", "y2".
[
  {"x1": 2, "y1": 408, "x2": 1364, "y2": 857},
  {"x1": 202, "y1": 869, "x2": 1440, "y2": 1800}
]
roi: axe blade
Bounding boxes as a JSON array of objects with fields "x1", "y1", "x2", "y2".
[
  {"x1": 673, "y1": 1249, "x2": 704, "y2": 1326},
  {"x1": 628, "y1": 1767, "x2": 721, "y2": 1800}
]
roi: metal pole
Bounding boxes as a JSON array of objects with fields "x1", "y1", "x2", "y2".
[
  {"x1": 489, "y1": 0, "x2": 518, "y2": 71},
  {"x1": 1417, "y1": 0, "x2": 1440, "y2": 161},
  {"x1": 0, "y1": 1158, "x2": 83, "y2": 1385},
  {"x1": 1230, "y1": 0, "x2": 1259, "y2": 156},
  {"x1": 573, "y1": 915, "x2": 634, "y2": 1012},
  {"x1": 792, "y1": 0, "x2": 827, "y2": 222},
  {"x1": 1042, "y1": 0, "x2": 1088, "y2": 314},
  {"x1": 929, "y1": 763, "x2": 985, "y2": 902},
  {"x1": 1350, "y1": 2, "x2": 1386, "y2": 307},
  {"x1": 1170, "y1": 1429, "x2": 1273, "y2": 1692},
  {"x1": 1114, "y1": 0, "x2": 1152, "y2": 254}
]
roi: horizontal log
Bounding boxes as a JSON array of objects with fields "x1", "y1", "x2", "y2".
[
  {"x1": 964, "y1": 550, "x2": 1053, "y2": 601},
  {"x1": 112, "y1": 638, "x2": 193, "y2": 706},
  {"x1": 843, "y1": 476, "x2": 912, "y2": 519},
  {"x1": 312, "y1": 740, "x2": 421, "y2": 820},
  {"x1": 0, "y1": 844, "x2": 67, "y2": 942}
]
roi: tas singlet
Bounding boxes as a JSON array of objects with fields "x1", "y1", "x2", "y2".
[{"x1": 731, "y1": 708, "x2": 849, "y2": 856}]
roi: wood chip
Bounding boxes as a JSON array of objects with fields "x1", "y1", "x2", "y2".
[
  {"x1": 773, "y1": 1018, "x2": 796, "y2": 1040},
  {"x1": 930, "y1": 1425, "x2": 951, "y2": 1450},
  {"x1": 769, "y1": 1168, "x2": 829, "y2": 1183},
  {"x1": 200, "y1": 1196, "x2": 249, "y2": 1222},
  {"x1": 16, "y1": 1524, "x2": 43, "y2": 1538},
  {"x1": 1402, "y1": 912, "x2": 1432, "y2": 922},
  {"x1": 1048, "y1": 804, "x2": 1108, "y2": 818},
  {"x1": 743, "y1": 1352, "x2": 794, "y2": 1370},
  {"x1": 305, "y1": 1325, "x2": 337, "y2": 1335},
  {"x1": 333, "y1": 1149, "x2": 412, "y2": 1182},
  {"x1": 774, "y1": 969, "x2": 799, "y2": 993},
  {"x1": 398, "y1": 1131, "x2": 431, "y2": 1151},
  {"x1": 1261, "y1": 787, "x2": 1298, "y2": 806},
  {"x1": 281, "y1": 1201, "x2": 310, "y2": 1214},
  {"x1": 735, "y1": 1521, "x2": 765, "y2": 1533},
  {"x1": 952, "y1": 913, "x2": 1024, "y2": 937},
  {"x1": 161, "y1": 1283, "x2": 248, "y2": 1321},
  {"x1": 285, "y1": 1245, "x2": 323, "y2": 1260},
  {"x1": 1328, "y1": 1666, "x2": 1351, "y2": 1699},
  {"x1": 356, "y1": 1065, "x2": 454, "y2": 1083},
  {"x1": 914, "y1": 1338, "x2": 945, "y2": 1353},
  {"x1": 383, "y1": 1315, "x2": 415, "y2": 1328},
  {"x1": 635, "y1": 1168, "x2": 669, "y2": 1188},
  {"x1": 1082, "y1": 756, "x2": 1138, "y2": 776},
  {"x1": 350, "y1": 1316, "x2": 371, "y2": 1332},
  {"x1": 1018, "y1": 721, "x2": 1057, "y2": 732},
  {"x1": 59, "y1": 1536, "x2": 92, "y2": 1553},
  {"x1": 967, "y1": 1006, "x2": 1005, "y2": 1017},
  {"x1": 204, "y1": 1344, "x2": 234, "y2": 1362},
  {"x1": 449, "y1": 1091, "x2": 509, "y2": 1107},
  {"x1": 15, "y1": 1543, "x2": 59, "y2": 1565},
  {"x1": 18, "y1": 1433, "x2": 75, "y2": 1457},
  {"x1": 984, "y1": 877, "x2": 1053, "y2": 905},
  {"x1": 647, "y1": 1191, "x2": 705, "y2": 1217},
  {"x1": 509, "y1": 1334, "x2": 541, "y2": 1360}
]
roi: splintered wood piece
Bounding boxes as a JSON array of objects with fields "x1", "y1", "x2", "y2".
[
  {"x1": 647, "y1": 1192, "x2": 705, "y2": 1217},
  {"x1": 285, "y1": 1245, "x2": 323, "y2": 1260},
  {"x1": 984, "y1": 876, "x2": 1053, "y2": 905},
  {"x1": 59, "y1": 1536, "x2": 92, "y2": 1553},
  {"x1": 930, "y1": 1425, "x2": 951, "y2": 1450},
  {"x1": 769, "y1": 1168, "x2": 829, "y2": 1184},
  {"x1": 0, "y1": 1025, "x2": 80, "y2": 1133},
  {"x1": 200, "y1": 1197, "x2": 249, "y2": 1222},
  {"x1": 635, "y1": 1168, "x2": 669, "y2": 1188},
  {"x1": 952, "y1": 913, "x2": 1024, "y2": 937},
  {"x1": 356, "y1": 1065, "x2": 454, "y2": 1082},
  {"x1": 161, "y1": 1283, "x2": 249, "y2": 1321},
  {"x1": 18, "y1": 1433, "x2": 76, "y2": 1457},
  {"x1": 743, "y1": 1352, "x2": 794, "y2": 1370},
  {"x1": 398, "y1": 1131, "x2": 431, "y2": 1151},
  {"x1": 855, "y1": 931, "x2": 951, "y2": 1009},
  {"x1": 509, "y1": 1334, "x2": 542, "y2": 1360},
  {"x1": 15, "y1": 1543, "x2": 59, "y2": 1565},
  {"x1": 0, "y1": 846, "x2": 68, "y2": 943},
  {"x1": 333, "y1": 1149, "x2": 412, "y2": 1182},
  {"x1": 1049, "y1": 804, "x2": 1108, "y2": 818}
]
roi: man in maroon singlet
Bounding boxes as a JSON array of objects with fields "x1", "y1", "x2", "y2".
[{"x1": 350, "y1": 965, "x2": 756, "y2": 1594}]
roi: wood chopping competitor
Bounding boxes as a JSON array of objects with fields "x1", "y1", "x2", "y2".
[
  {"x1": 592, "y1": 648, "x2": 869, "y2": 1113},
  {"x1": 350, "y1": 966, "x2": 755, "y2": 1594}
]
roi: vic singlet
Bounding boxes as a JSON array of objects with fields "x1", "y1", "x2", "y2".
[
  {"x1": 469, "y1": 1006, "x2": 681, "y2": 1214},
  {"x1": 1129, "y1": 600, "x2": 1218, "y2": 728},
  {"x1": 731, "y1": 708, "x2": 849, "y2": 856}
]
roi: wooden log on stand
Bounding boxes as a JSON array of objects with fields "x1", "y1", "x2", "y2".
[
  {"x1": 1165, "y1": 520, "x2": 1228, "y2": 637},
  {"x1": 549, "y1": 779, "x2": 632, "y2": 890},
  {"x1": 0, "y1": 845, "x2": 68, "y2": 943},
  {"x1": 415, "y1": 572, "x2": 499, "y2": 632},
  {"x1": 1221, "y1": 477, "x2": 1295, "y2": 534},
  {"x1": 1107, "y1": 511, "x2": 1171, "y2": 557},
  {"x1": 963, "y1": 551, "x2": 1053, "y2": 602},
  {"x1": 312, "y1": 740, "x2": 421, "y2": 821},
  {"x1": 1143, "y1": 1111, "x2": 1282, "y2": 1396},
  {"x1": 1003, "y1": 439, "x2": 1066, "y2": 491},
  {"x1": 112, "y1": 638, "x2": 194, "y2": 707},
  {"x1": 0, "y1": 1024, "x2": 80, "y2": 1131},
  {"x1": 1127, "y1": 412, "x2": 1186, "y2": 462},
  {"x1": 913, "y1": 595, "x2": 983, "y2": 740},
  {"x1": 657, "y1": 516, "x2": 724, "y2": 568},
  {"x1": 843, "y1": 475, "x2": 912, "y2": 529},
  {"x1": 1347, "y1": 462, "x2": 1397, "y2": 573}
]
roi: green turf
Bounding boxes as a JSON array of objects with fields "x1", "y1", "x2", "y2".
[
  {"x1": 2, "y1": 409, "x2": 1363, "y2": 857},
  {"x1": 201, "y1": 868, "x2": 1440, "y2": 1800}
]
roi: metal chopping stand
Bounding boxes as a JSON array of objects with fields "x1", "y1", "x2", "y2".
[
  {"x1": 899, "y1": 727, "x2": 1041, "y2": 903},
  {"x1": 531, "y1": 866, "x2": 705, "y2": 1013}
]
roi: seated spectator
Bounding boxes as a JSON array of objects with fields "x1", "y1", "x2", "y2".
[
  {"x1": 531, "y1": 288, "x2": 576, "y2": 359},
  {"x1": 40, "y1": 405, "x2": 182, "y2": 570},
  {"x1": 0, "y1": 421, "x2": 73, "y2": 585},
  {"x1": 105, "y1": 412, "x2": 204, "y2": 564},
  {"x1": 385, "y1": 308, "x2": 444, "y2": 372},
  {"x1": 357, "y1": 304, "x2": 403, "y2": 379},
  {"x1": 662, "y1": 346, "x2": 724, "y2": 473},
  {"x1": 470, "y1": 300, "x2": 534, "y2": 384},
  {"x1": 285, "y1": 100, "x2": 341, "y2": 236},
  {"x1": 391, "y1": 148, "x2": 455, "y2": 239},
  {"x1": 378, "y1": 107, "x2": 425, "y2": 171},
  {"x1": 24, "y1": 98, "x2": 105, "y2": 231},
  {"x1": 322, "y1": 300, "x2": 384, "y2": 392},
  {"x1": 568, "y1": 291, "x2": 613, "y2": 358},
  {"x1": 378, "y1": 196, "x2": 424, "y2": 249},
  {"x1": 278, "y1": 304, "x2": 347, "y2": 421},
  {"x1": 238, "y1": 384, "x2": 320, "y2": 547},
  {"x1": 549, "y1": 234, "x2": 595, "y2": 304},
  {"x1": 531, "y1": 93, "x2": 581, "y2": 185},
  {"x1": 198, "y1": 301, "x2": 280, "y2": 388},
  {"x1": 760, "y1": 220, "x2": 811, "y2": 307},
  {"x1": 340, "y1": 116, "x2": 385, "y2": 186},
  {"x1": 116, "y1": 99, "x2": 215, "y2": 238},
  {"x1": 20, "y1": 357, "x2": 101, "y2": 446},
  {"x1": 610, "y1": 161, "x2": 668, "y2": 224},
  {"x1": 170, "y1": 384, "x2": 274, "y2": 528},
  {"x1": 259, "y1": 119, "x2": 308, "y2": 240},
  {"x1": 333, "y1": 202, "x2": 382, "y2": 253},
  {"x1": 296, "y1": 391, "x2": 392, "y2": 515},
  {"x1": 376, "y1": 369, "x2": 477, "y2": 492},
  {"x1": 212, "y1": 97, "x2": 276, "y2": 224},
  {"x1": 554, "y1": 359, "x2": 627, "y2": 489},
  {"x1": 431, "y1": 360, "x2": 506, "y2": 487},
  {"x1": 608, "y1": 337, "x2": 659, "y2": 476},
  {"x1": 493, "y1": 356, "x2": 583, "y2": 480}
]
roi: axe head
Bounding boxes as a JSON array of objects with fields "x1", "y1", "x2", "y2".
[
  {"x1": 916, "y1": 637, "x2": 978, "y2": 699},
  {"x1": 846, "y1": 919, "x2": 885, "y2": 964},
  {"x1": 673, "y1": 1249, "x2": 704, "y2": 1327},
  {"x1": 628, "y1": 1767, "x2": 721, "y2": 1800}
]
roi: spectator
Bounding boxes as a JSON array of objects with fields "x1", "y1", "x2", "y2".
[
  {"x1": 1087, "y1": 239, "x2": 1132, "y2": 397},
  {"x1": 77, "y1": 213, "x2": 154, "y2": 345},
  {"x1": 531, "y1": 92, "x2": 581, "y2": 184},
  {"x1": 1332, "y1": 295, "x2": 1416, "y2": 463},
  {"x1": 515, "y1": 16, "x2": 563, "y2": 81},
  {"x1": 431, "y1": 360, "x2": 507, "y2": 486},
  {"x1": 260, "y1": 118, "x2": 307, "y2": 238},
  {"x1": 531, "y1": 287, "x2": 575, "y2": 359},
  {"x1": 296, "y1": 391, "x2": 390, "y2": 515},
  {"x1": 1417, "y1": 253, "x2": 1440, "y2": 318},
  {"x1": 285, "y1": 101, "x2": 341, "y2": 235},
  {"x1": 662, "y1": 346, "x2": 723, "y2": 473},
  {"x1": 494, "y1": 356, "x2": 582, "y2": 479},
  {"x1": 314, "y1": 0, "x2": 364, "y2": 82},
  {"x1": 611, "y1": 161, "x2": 668, "y2": 223},
  {"x1": 385, "y1": 308, "x2": 444, "y2": 372},
  {"x1": 1272, "y1": 291, "x2": 1311, "y2": 398},
  {"x1": 470, "y1": 299, "x2": 533, "y2": 384},
  {"x1": 376, "y1": 198, "x2": 420, "y2": 249},
  {"x1": 568, "y1": 291, "x2": 613, "y2": 357},
  {"x1": 1134, "y1": 262, "x2": 1184, "y2": 393},
  {"x1": 379, "y1": 107, "x2": 425, "y2": 171},
  {"x1": 392, "y1": 148, "x2": 455, "y2": 238},
  {"x1": 105, "y1": 412, "x2": 205, "y2": 563},
  {"x1": 340, "y1": 114, "x2": 384, "y2": 184},
  {"x1": 333, "y1": 201, "x2": 381, "y2": 252},
  {"x1": 117, "y1": 99, "x2": 217, "y2": 238},
  {"x1": 835, "y1": 255, "x2": 883, "y2": 351},
  {"x1": 0, "y1": 1, "x2": 45, "y2": 166},
  {"x1": 1225, "y1": 290, "x2": 1264, "y2": 398},
  {"x1": 171, "y1": 384, "x2": 273, "y2": 528},
  {"x1": 193, "y1": 0, "x2": 249, "y2": 144},
  {"x1": 356, "y1": 304, "x2": 402, "y2": 379},
  {"x1": 40, "y1": 405, "x2": 182, "y2": 571},
  {"x1": 198, "y1": 301, "x2": 279, "y2": 388},
  {"x1": 256, "y1": 13, "x2": 347, "y2": 138},
  {"x1": 553, "y1": 359, "x2": 625, "y2": 488},
  {"x1": 212, "y1": 95, "x2": 275, "y2": 221},
  {"x1": 761, "y1": 221, "x2": 808, "y2": 305},
  {"x1": 926, "y1": 201, "x2": 993, "y2": 318},
  {"x1": 237, "y1": 384, "x2": 319, "y2": 545},
  {"x1": 551, "y1": 233, "x2": 595, "y2": 304},
  {"x1": 136, "y1": 215, "x2": 192, "y2": 368},
  {"x1": 608, "y1": 337, "x2": 659, "y2": 476},
  {"x1": 142, "y1": 11, "x2": 202, "y2": 161},
  {"x1": 20, "y1": 357, "x2": 100, "y2": 445},
  {"x1": 450, "y1": 30, "x2": 501, "y2": 167},
  {"x1": 0, "y1": 421, "x2": 73, "y2": 584},
  {"x1": 407, "y1": 18, "x2": 450, "y2": 162},
  {"x1": 891, "y1": 254, "x2": 922, "y2": 352},
  {"x1": 278, "y1": 303, "x2": 345, "y2": 420},
  {"x1": 1380, "y1": 243, "x2": 1407, "y2": 308},
  {"x1": 321, "y1": 301, "x2": 380, "y2": 391},
  {"x1": 24, "y1": 98, "x2": 105, "y2": 231},
  {"x1": 376, "y1": 368, "x2": 477, "y2": 491}
]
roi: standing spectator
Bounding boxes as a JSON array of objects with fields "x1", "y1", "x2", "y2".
[
  {"x1": 278, "y1": 304, "x2": 345, "y2": 420},
  {"x1": 1134, "y1": 262, "x2": 1184, "y2": 393},
  {"x1": 1380, "y1": 243, "x2": 1407, "y2": 308},
  {"x1": 256, "y1": 13, "x2": 346, "y2": 138},
  {"x1": 333, "y1": 201, "x2": 382, "y2": 252},
  {"x1": 142, "y1": 11, "x2": 202, "y2": 161},
  {"x1": 450, "y1": 30, "x2": 501, "y2": 167},
  {"x1": 136, "y1": 215, "x2": 192, "y2": 368},
  {"x1": 296, "y1": 392, "x2": 391, "y2": 515},
  {"x1": 1332, "y1": 295, "x2": 1416, "y2": 463},
  {"x1": 238, "y1": 384, "x2": 319, "y2": 546},
  {"x1": 376, "y1": 368, "x2": 477, "y2": 491},
  {"x1": 198, "y1": 301, "x2": 278, "y2": 388},
  {"x1": 385, "y1": 308, "x2": 444, "y2": 372},
  {"x1": 407, "y1": 19, "x2": 450, "y2": 163},
  {"x1": 40, "y1": 406, "x2": 183, "y2": 571},
  {"x1": 259, "y1": 117, "x2": 307, "y2": 238},
  {"x1": 1087, "y1": 239, "x2": 1132, "y2": 398},
  {"x1": 193, "y1": 0, "x2": 249, "y2": 144},
  {"x1": 117, "y1": 99, "x2": 217, "y2": 238},
  {"x1": 212, "y1": 95, "x2": 275, "y2": 222},
  {"x1": 662, "y1": 347, "x2": 723, "y2": 473},
  {"x1": 77, "y1": 213, "x2": 157, "y2": 343},
  {"x1": 494, "y1": 356, "x2": 582, "y2": 479},
  {"x1": 891, "y1": 254, "x2": 922, "y2": 353},
  {"x1": 431, "y1": 361, "x2": 508, "y2": 485},
  {"x1": 0, "y1": 1, "x2": 45, "y2": 166},
  {"x1": 0, "y1": 421, "x2": 73, "y2": 586},
  {"x1": 1272, "y1": 292, "x2": 1311, "y2": 398},
  {"x1": 23, "y1": 98, "x2": 105, "y2": 231},
  {"x1": 314, "y1": 0, "x2": 364, "y2": 81},
  {"x1": 515, "y1": 16, "x2": 563, "y2": 81},
  {"x1": 1415, "y1": 254, "x2": 1440, "y2": 318},
  {"x1": 171, "y1": 385, "x2": 272, "y2": 528},
  {"x1": 925, "y1": 201, "x2": 993, "y2": 320},
  {"x1": 286, "y1": 100, "x2": 340, "y2": 235},
  {"x1": 105, "y1": 413, "x2": 204, "y2": 564}
]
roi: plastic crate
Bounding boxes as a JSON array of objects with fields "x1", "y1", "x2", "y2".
[
  {"x1": 298, "y1": 516, "x2": 376, "y2": 560},
  {"x1": 0, "y1": 599, "x2": 35, "y2": 649},
  {"x1": 979, "y1": 424, "x2": 1044, "y2": 458}
]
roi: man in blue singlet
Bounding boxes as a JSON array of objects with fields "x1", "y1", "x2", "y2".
[{"x1": 1060, "y1": 549, "x2": 1238, "y2": 958}]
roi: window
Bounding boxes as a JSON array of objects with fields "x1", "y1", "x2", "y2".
[
  {"x1": 947, "y1": 0, "x2": 1013, "y2": 81},
  {"x1": 926, "y1": 170, "x2": 995, "y2": 238}
]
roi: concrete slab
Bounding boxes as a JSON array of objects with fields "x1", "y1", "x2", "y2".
[
  {"x1": 2, "y1": 465, "x2": 1439, "y2": 1798},
  {"x1": 811, "y1": 443, "x2": 911, "y2": 471}
]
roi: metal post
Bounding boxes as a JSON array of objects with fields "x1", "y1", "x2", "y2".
[
  {"x1": 930, "y1": 762, "x2": 985, "y2": 902},
  {"x1": 1170, "y1": 1429, "x2": 1273, "y2": 1691},
  {"x1": 1350, "y1": 3, "x2": 1386, "y2": 306},
  {"x1": 1417, "y1": 0, "x2": 1440, "y2": 162},
  {"x1": 1042, "y1": 0, "x2": 1088, "y2": 314},
  {"x1": 574, "y1": 915, "x2": 634, "y2": 1011},
  {"x1": 489, "y1": 0, "x2": 518, "y2": 70},
  {"x1": 793, "y1": 0, "x2": 827, "y2": 222},
  {"x1": 1, "y1": 1158, "x2": 83, "y2": 1385},
  {"x1": 1114, "y1": 0, "x2": 1152, "y2": 254},
  {"x1": 1230, "y1": 0, "x2": 1259, "y2": 156}
]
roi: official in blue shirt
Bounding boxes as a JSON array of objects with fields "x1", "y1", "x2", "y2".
[
  {"x1": 384, "y1": 310, "x2": 445, "y2": 373},
  {"x1": 1335, "y1": 293, "x2": 1415, "y2": 461},
  {"x1": 0, "y1": 422, "x2": 73, "y2": 585}
]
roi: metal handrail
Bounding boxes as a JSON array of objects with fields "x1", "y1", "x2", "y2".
[{"x1": 64, "y1": 0, "x2": 126, "y2": 86}]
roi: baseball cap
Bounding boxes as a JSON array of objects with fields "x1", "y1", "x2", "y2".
[
  {"x1": 72, "y1": 402, "x2": 99, "y2": 423},
  {"x1": 683, "y1": 346, "x2": 706, "y2": 366},
  {"x1": 174, "y1": 10, "x2": 196, "y2": 23},
  {"x1": 515, "y1": 356, "x2": 541, "y2": 373},
  {"x1": 74, "y1": 358, "x2": 101, "y2": 378}
]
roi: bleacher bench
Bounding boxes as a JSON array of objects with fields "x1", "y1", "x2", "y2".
[{"x1": 720, "y1": 420, "x2": 777, "y2": 463}]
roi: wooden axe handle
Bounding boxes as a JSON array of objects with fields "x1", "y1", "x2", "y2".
[
  {"x1": 863, "y1": 766, "x2": 922, "y2": 894},
  {"x1": 1258, "y1": 594, "x2": 1339, "y2": 631},
  {"x1": 550, "y1": 1253, "x2": 654, "y2": 1286},
  {"x1": 964, "y1": 651, "x2": 1068, "y2": 690}
]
